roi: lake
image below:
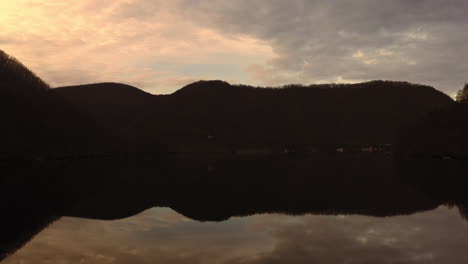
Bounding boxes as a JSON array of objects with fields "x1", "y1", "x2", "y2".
[
  {"x1": 4, "y1": 206, "x2": 468, "y2": 263},
  {"x1": 1, "y1": 155, "x2": 467, "y2": 262}
]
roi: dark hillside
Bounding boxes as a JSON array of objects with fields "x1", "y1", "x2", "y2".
[
  {"x1": 396, "y1": 102, "x2": 468, "y2": 158},
  {"x1": 0, "y1": 50, "x2": 98, "y2": 159},
  {"x1": 0, "y1": 50, "x2": 51, "y2": 158},
  {"x1": 147, "y1": 80, "x2": 454, "y2": 149},
  {"x1": 0, "y1": 50, "x2": 49, "y2": 96},
  {"x1": 0, "y1": 49, "x2": 458, "y2": 158},
  {"x1": 55, "y1": 83, "x2": 153, "y2": 123},
  {"x1": 55, "y1": 83, "x2": 157, "y2": 153},
  {"x1": 172, "y1": 80, "x2": 234, "y2": 96}
]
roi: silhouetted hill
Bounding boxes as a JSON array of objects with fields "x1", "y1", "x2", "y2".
[
  {"x1": 146, "y1": 80, "x2": 454, "y2": 150},
  {"x1": 49, "y1": 79, "x2": 457, "y2": 155},
  {"x1": 0, "y1": 49, "x2": 459, "y2": 159},
  {"x1": 0, "y1": 50, "x2": 49, "y2": 96},
  {"x1": 1, "y1": 50, "x2": 53, "y2": 158},
  {"x1": 396, "y1": 102, "x2": 468, "y2": 158},
  {"x1": 0, "y1": 50, "x2": 101, "y2": 159},
  {"x1": 55, "y1": 83, "x2": 153, "y2": 118},
  {"x1": 173, "y1": 80, "x2": 233, "y2": 96},
  {"x1": 55, "y1": 83, "x2": 156, "y2": 153}
]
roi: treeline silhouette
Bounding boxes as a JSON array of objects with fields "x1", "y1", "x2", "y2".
[
  {"x1": 53, "y1": 79, "x2": 455, "y2": 157},
  {"x1": 393, "y1": 83, "x2": 468, "y2": 159},
  {"x1": 145, "y1": 80, "x2": 452, "y2": 150},
  {"x1": 0, "y1": 51, "x2": 114, "y2": 160},
  {"x1": 0, "y1": 50, "x2": 49, "y2": 96},
  {"x1": 2, "y1": 49, "x2": 465, "y2": 160},
  {"x1": 456, "y1": 83, "x2": 468, "y2": 104}
]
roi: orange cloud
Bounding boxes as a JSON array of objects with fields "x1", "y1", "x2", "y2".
[{"x1": 0, "y1": 0, "x2": 273, "y2": 93}]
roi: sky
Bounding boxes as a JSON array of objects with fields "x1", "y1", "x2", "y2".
[
  {"x1": 1, "y1": 0, "x2": 468, "y2": 94},
  {"x1": 5, "y1": 206, "x2": 468, "y2": 263}
]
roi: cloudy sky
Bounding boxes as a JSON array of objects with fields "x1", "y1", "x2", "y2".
[{"x1": 1, "y1": 0, "x2": 468, "y2": 94}]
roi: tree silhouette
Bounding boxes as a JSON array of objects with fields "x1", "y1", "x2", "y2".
[
  {"x1": 0, "y1": 50, "x2": 50, "y2": 95},
  {"x1": 456, "y1": 83, "x2": 468, "y2": 104}
]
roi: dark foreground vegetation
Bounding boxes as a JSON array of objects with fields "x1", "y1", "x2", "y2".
[{"x1": 1, "y1": 49, "x2": 468, "y2": 260}]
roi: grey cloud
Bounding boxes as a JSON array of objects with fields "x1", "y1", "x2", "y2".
[
  {"x1": 125, "y1": 0, "x2": 468, "y2": 94},
  {"x1": 6, "y1": 0, "x2": 465, "y2": 93}
]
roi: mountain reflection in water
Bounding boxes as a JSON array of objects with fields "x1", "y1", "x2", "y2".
[
  {"x1": 4, "y1": 206, "x2": 468, "y2": 264},
  {"x1": 1, "y1": 154, "x2": 468, "y2": 261}
]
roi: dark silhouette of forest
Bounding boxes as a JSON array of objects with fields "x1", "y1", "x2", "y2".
[
  {"x1": 2, "y1": 49, "x2": 465, "y2": 160},
  {"x1": 0, "y1": 51, "x2": 104, "y2": 160},
  {"x1": 456, "y1": 83, "x2": 468, "y2": 104},
  {"x1": 52, "y1": 80, "x2": 457, "y2": 158},
  {"x1": 2, "y1": 49, "x2": 468, "y2": 260}
]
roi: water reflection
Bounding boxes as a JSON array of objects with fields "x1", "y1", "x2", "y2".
[
  {"x1": 1, "y1": 154, "x2": 467, "y2": 261},
  {"x1": 4, "y1": 206, "x2": 468, "y2": 264}
]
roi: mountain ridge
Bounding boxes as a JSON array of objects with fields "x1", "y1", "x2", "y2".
[{"x1": 0, "y1": 49, "x2": 463, "y2": 159}]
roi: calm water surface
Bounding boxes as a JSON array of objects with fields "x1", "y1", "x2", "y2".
[{"x1": 4, "y1": 206, "x2": 468, "y2": 263}]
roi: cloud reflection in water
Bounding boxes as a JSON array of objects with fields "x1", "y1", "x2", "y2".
[{"x1": 4, "y1": 206, "x2": 468, "y2": 263}]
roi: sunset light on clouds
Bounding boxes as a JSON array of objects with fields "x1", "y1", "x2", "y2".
[
  {"x1": 2, "y1": 0, "x2": 468, "y2": 94},
  {"x1": 0, "y1": 0, "x2": 273, "y2": 93}
]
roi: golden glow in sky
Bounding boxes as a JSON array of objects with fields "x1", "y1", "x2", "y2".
[
  {"x1": 2, "y1": 0, "x2": 467, "y2": 94},
  {"x1": 0, "y1": 0, "x2": 274, "y2": 94}
]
